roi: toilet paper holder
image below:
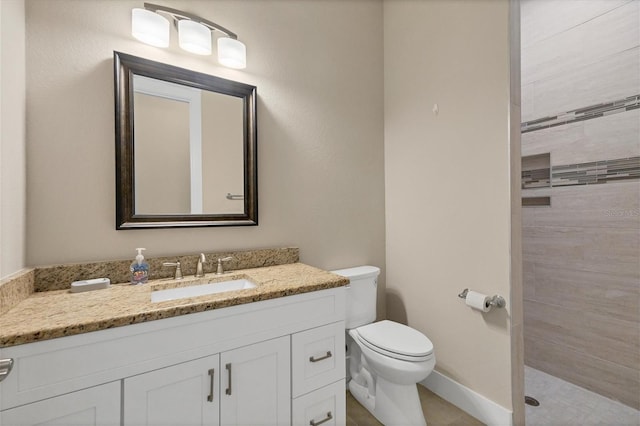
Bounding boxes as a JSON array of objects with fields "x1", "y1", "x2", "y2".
[{"x1": 458, "y1": 288, "x2": 506, "y2": 309}]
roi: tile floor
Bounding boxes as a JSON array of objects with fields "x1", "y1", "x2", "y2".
[
  {"x1": 346, "y1": 385, "x2": 484, "y2": 426},
  {"x1": 525, "y1": 366, "x2": 640, "y2": 426}
]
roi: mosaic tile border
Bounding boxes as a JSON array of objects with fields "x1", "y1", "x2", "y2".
[
  {"x1": 522, "y1": 168, "x2": 551, "y2": 189},
  {"x1": 552, "y1": 156, "x2": 640, "y2": 187},
  {"x1": 522, "y1": 156, "x2": 639, "y2": 190},
  {"x1": 521, "y1": 94, "x2": 640, "y2": 133}
]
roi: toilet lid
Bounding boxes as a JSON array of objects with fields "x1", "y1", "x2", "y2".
[{"x1": 357, "y1": 320, "x2": 433, "y2": 358}]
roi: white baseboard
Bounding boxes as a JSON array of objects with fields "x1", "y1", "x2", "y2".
[{"x1": 421, "y1": 370, "x2": 513, "y2": 426}]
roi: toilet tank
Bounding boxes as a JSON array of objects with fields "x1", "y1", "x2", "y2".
[{"x1": 331, "y1": 266, "x2": 380, "y2": 329}]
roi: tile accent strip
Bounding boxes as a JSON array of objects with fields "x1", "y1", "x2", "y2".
[
  {"x1": 522, "y1": 168, "x2": 551, "y2": 189},
  {"x1": 552, "y1": 156, "x2": 640, "y2": 187},
  {"x1": 521, "y1": 95, "x2": 640, "y2": 133}
]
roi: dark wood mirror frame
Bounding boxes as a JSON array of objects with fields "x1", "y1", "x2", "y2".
[{"x1": 114, "y1": 51, "x2": 257, "y2": 229}]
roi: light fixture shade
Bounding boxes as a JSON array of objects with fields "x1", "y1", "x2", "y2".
[
  {"x1": 178, "y1": 20, "x2": 212, "y2": 55},
  {"x1": 217, "y1": 37, "x2": 247, "y2": 69},
  {"x1": 131, "y1": 8, "x2": 170, "y2": 48}
]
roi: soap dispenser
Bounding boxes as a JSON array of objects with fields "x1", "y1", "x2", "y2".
[{"x1": 130, "y1": 248, "x2": 149, "y2": 285}]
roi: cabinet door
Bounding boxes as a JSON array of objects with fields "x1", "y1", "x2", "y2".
[
  {"x1": 220, "y1": 336, "x2": 290, "y2": 426},
  {"x1": 0, "y1": 381, "x2": 120, "y2": 426},
  {"x1": 124, "y1": 354, "x2": 219, "y2": 426}
]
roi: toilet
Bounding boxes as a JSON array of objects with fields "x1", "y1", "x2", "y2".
[{"x1": 332, "y1": 266, "x2": 435, "y2": 426}]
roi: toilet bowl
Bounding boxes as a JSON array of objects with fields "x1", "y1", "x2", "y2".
[{"x1": 332, "y1": 266, "x2": 436, "y2": 426}]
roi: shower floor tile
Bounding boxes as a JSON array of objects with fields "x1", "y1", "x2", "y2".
[{"x1": 525, "y1": 366, "x2": 640, "y2": 425}]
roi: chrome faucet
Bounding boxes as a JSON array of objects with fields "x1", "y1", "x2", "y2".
[
  {"x1": 162, "y1": 261, "x2": 183, "y2": 280},
  {"x1": 215, "y1": 257, "x2": 233, "y2": 275},
  {"x1": 195, "y1": 253, "x2": 206, "y2": 278}
]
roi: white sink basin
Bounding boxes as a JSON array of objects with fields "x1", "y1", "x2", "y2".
[{"x1": 151, "y1": 279, "x2": 257, "y2": 303}]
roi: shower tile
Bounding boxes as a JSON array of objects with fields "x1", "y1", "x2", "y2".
[
  {"x1": 520, "y1": 0, "x2": 631, "y2": 48},
  {"x1": 522, "y1": 181, "x2": 640, "y2": 230},
  {"x1": 524, "y1": 300, "x2": 640, "y2": 369},
  {"x1": 521, "y1": 82, "x2": 536, "y2": 121},
  {"x1": 531, "y1": 47, "x2": 639, "y2": 119},
  {"x1": 523, "y1": 225, "x2": 640, "y2": 278},
  {"x1": 521, "y1": 120, "x2": 584, "y2": 158},
  {"x1": 527, "y1": 263, "x2": 639, "y2": 323},
  {"x1": 525, "y1": 337, "x2": 640, "y2": 409},
  {"x1": 522, "y1": 260, "x2": 537, "y2": 300},
  {"x1": 525, "y1": 366, "x2": 640, "y2": 425},
  {"x1": 522, "y1": 109, "x2": 640, "y2": 165},
  {"x1": 522, "y1": 1, "x2": 639, "y2": 86}
]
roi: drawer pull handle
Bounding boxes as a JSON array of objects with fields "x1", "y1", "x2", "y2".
[
  {"x1": 309, "y1": 351, "x2": 332, "y2": 363},
  {"x1": 225, "y1": 363, "x2": 232, "y2": 395},
  {"x1": 0, "y1": 359, "x2": 14, "y2": 383},
  {"x1": 310, "y1": 411, "x2": 333, "y2": 426},
  {"x1": 207, "y1": 368, "x2": 215, "y2": 402}
]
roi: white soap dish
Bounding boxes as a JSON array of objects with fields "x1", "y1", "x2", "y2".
[{"x1": 70, "y1": 278, "x2": 111, "y2": 293}]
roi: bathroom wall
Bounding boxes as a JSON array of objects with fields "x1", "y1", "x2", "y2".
[
  {"x1": 384, "y1": 0, "x2": 517, "y2": 413},
  {"x1": 0, "y1": 0, "x2": 27, "y2": 280},
  {"x1": 23, "y1": 0, "x2": 386, "y2": 309},
  {"x1": 520, "y1": 0, "x2": 640, "y2": 409}
]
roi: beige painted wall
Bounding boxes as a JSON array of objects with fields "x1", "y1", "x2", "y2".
[
  {"x1": 24, "y1": 0, "x2": 386, "y2": 304},
  {"x1": 0, "y1": 0, "x2": 27, "y2": 280},
  {"x1": 384, "y1": 0, "x2": 515, "y2": 411}
]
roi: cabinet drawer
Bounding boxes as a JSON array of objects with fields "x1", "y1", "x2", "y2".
[
  {"x1": 0, "y1": 381, "x2": 120, "y2": 426},
  {"x1": 292, "y1": 379, "x2": 345, "y2": 426},
  {"x1": 292, "y1": 321, "x2": 345, "y2": 397}
]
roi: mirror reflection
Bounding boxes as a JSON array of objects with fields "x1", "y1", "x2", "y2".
[
  {"x1": 114, "y1": 51, "x2": 257, "y2": 229},
  {"x1": 133, "y1": 76, "x2": 244, "y2": 215}
]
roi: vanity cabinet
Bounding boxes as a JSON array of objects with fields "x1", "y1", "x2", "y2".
[{"x1": 0, "y1": 287, "x2": 345, "y2": 426}]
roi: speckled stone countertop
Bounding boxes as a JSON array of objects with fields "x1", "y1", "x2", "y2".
[{"x1": 0, "y1": 263, "x2": 348, "y2": 348}]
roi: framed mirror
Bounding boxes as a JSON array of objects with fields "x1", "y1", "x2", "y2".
[{"x1": 114, "y1": 51, "x2": 257, "y2": 229}]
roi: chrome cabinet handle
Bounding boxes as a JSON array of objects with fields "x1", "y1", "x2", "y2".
[
  {"x1": 0, "y1": 358, "x2": 14, "y2": 383},
  {"x1": 207, "y1": 368, "x2": 215, "y2": 402},
  {"x1": 309, "y1": 351, "x2": 332, "y2": 363},
  {"x1": 310, "y1": 411, "x2": 333, "y2": 426},
  {"x1": 225, "y1": 363, "x2": 232, "y2": 395}
]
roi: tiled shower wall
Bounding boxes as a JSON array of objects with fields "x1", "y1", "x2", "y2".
[{"x1": 521, "y1": 0, "x2": 640, "y2": 409}]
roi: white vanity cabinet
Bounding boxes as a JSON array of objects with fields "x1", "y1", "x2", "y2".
[{"x1": 0, "y1": 287, "x2": 345, "y2": 426}]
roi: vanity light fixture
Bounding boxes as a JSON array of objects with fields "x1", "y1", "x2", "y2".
[
  {"x1": 131, "y1": 7, "x2": 170, "y2": 47},
  {"x1": 131, "y1": 2, "x2": 247, "y2": 69},
  {"x1": 178, "y1": 19, "x2": 212, "y2": 55}
]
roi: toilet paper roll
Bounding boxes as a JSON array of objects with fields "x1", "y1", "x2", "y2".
[{"x1": 465, "y1": 290, "x2": 491, "y2": 312}]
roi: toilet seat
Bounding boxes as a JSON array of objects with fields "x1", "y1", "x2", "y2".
[{"x1": 354, "y1": 320, "x2": 434, "y2": 362}]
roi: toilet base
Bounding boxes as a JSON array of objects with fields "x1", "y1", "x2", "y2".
[{"x1": 349, "y1": 376, "x2": 427, "y2": 426}]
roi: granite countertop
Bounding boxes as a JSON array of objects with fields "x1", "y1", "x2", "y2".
[{"x1": 0, "y1": 263, "x2": 348, "y2": 348}]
